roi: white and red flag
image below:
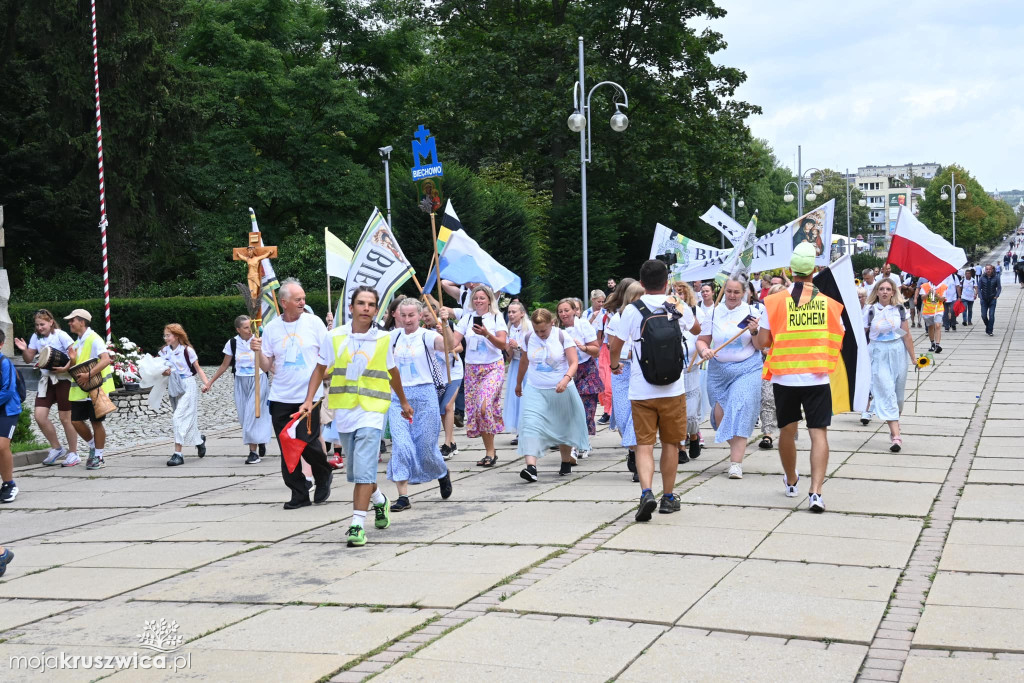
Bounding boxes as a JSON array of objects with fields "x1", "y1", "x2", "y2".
[{"x1": 886, "y1": 207, "x2": 966, "y2": 283}]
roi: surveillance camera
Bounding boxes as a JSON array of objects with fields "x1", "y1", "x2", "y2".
[{"x1": 378, "y1": 146, "x2": 393, "y2": 156}]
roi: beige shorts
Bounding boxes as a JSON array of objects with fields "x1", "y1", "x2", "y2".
[{"x1": 631, "y1": 395, "x2": 687, "y2": 447}]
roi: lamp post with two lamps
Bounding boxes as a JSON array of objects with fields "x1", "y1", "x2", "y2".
[
  {"x1": 781, "y1": 145, "x2": 824, "y2": 217},
  {"x1": 940, "y1": 174, "x2": 967, "y2": 247},
  {"x1": 568, "y1": 36, "x2": 629, "y2": 303}
]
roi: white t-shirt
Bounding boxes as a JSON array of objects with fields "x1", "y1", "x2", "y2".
[
  {"x1": 866, "y1": 304, "x2": 907, "y2": 342},
  {"x1": 700, "y1": 302, "x2": 759, "y2": 363},
  {"x1": 507, "y1": 320, "x2": 532, "y2": 360},
  {"x1": 884, "y1": 273, "x2": 901, "y2": 290},
  {"x1": 942, "y1": 275, "x2": 959, "y2": 302},
  {"x1": 525, "y1": 329, "x2": 574, "y2": 390},
  {"x1": 262, "y1": 313, "x2": 328, "y2": 403},
  {"x1": 563, "y1": 317, "x2": 598, "y2": 364},
  {"x1": 762, "y1": 285, "x2": 842, "y2": 387},
  {"x1": 71, "y1": 328, "x2": 107, "y2": 363},
  {"x1": 456, "y1": 312, "x2": 507, "y2": 365},
  {"x1": 319, "y1": 325, "x2": 396, "y2": 433},
  {"x1": 962, "y1": 277, "x2": 977, "y2": 301},
  {"x1": 222, "y1": 335, "x2": 257, "y2": 377},
  {"x1": 29, "y1": 330, "x2": 75, "y2": 376},
  {"x1": 389, "y1": 327, "x2": 441, "y2": 387},
  {"x1": 606, "y1": 313, "x2": 630, "y2": 361},
  {"x1": 614, "y1": 294, "x2": 694, "y2": 400},
  {"x1": 159, "y1": 344, "x2": 198, "y2": 378}
]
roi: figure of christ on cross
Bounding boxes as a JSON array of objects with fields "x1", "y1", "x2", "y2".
[{"x1": 233, "y1": 232, "x2": 278, "y2": 300}]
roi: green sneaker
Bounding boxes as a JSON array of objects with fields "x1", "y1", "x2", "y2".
[
  {"x1": 346, "y1": 525, "x2": 366, "y2": 547},
  {"x1": 373, "y1": 497, "x2": 391, "y2": 529}
]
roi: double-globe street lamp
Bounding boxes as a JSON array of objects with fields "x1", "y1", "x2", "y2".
[
  {"x1": 940, "y1": 174, "x2": 967, "y2": 247},
  {"x1": 781, "y1": 145, "x2": 824, "y2": 218},
  {"x1": 568, "y1": 36, "x2": 629, "y2": 303}
]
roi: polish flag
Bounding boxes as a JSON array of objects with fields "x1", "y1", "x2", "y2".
[{"x1": 886, "y1": 207, "x2": 966, "y2": 283}]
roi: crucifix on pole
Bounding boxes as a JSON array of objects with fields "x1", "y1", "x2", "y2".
[{"x1": 233, "y1": 232, "x2": 278, "y2": 418}]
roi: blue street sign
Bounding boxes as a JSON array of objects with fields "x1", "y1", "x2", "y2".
[{"x1": 411, "y1": 125, "x2": 444, "y2": 180}]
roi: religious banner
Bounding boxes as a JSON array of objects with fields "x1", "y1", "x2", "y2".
[
  {"x1": 699, "y1": 206, "x2": 747, "y2": 246},
  {"x1": 340, "y1": 208, "x2": 415, "y2": 324},
  {"x1": 649, "y1": 223, "x2": 729, "y2": 282},
  {"x1": 788, "y1": 199, "x2": 835, "y2": 266}
]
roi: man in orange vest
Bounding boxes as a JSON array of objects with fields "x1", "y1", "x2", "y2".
[
  {"x1": 916, "y1": 278, "x2": 947, "y2": 353},
  {"x1": 756, "y1": 243, "x2": 845, "y2": 513}
]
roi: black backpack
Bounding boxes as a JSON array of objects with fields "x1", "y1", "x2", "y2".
[
  {"x1": 632, "y1": 300, "x2": 686, "y2": 386},
  {"x1": 2, "y1": 355, "x2": 26, "y2": 403}
]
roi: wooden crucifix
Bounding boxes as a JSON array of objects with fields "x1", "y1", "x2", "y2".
[{"x1": 233, "y1": 231, "x2": 277, "y2": 417}]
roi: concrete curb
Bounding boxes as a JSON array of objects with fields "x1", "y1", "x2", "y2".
[{"x1": 13, "y1": 448, "x2": 49, "y2": 468}]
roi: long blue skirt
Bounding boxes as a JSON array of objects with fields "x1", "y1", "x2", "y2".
[
  {"x1": 516, "y1": 382, "x2": 591, "y2": 457},
  {"x1": 610, "y1": 362, "x2": 636, "y2": 448},
  {"x1": 870, "y1": 339, "x2": 908, "y2": 421},
  {"x1": 707, "y1": 352, "x2": 763, "y2": 443},
  {"x1": 386, "y1": 384, "x2": 448, "y2": 484},
  {"x1": 504, "y1": 358, "x2": 523, "y2": 433}
]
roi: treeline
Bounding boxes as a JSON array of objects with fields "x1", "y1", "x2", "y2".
[{"x1": 1, "y1": 0, "x2": 770, "y2": 304}]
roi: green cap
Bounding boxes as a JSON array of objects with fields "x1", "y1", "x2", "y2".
[{"x1": 791, "y1": 242, "x2": 817, "y2": 276}]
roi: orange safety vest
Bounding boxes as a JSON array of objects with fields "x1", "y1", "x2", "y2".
[
  {"x1": 919, "y1": 282, "x2": 947, "y2": 316},
  {"x1": 763, "y1": 288, "x2": 845, "y2": 379}
]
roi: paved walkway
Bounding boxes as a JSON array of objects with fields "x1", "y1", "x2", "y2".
[{"x1": 2, "y1": 277, "x2": 1024, "y2": 681}]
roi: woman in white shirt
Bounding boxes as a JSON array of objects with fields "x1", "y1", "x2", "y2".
[
  {"x1": 695, "y1": 278, "x2": 764, "y2": 479},
  {"x1": 449, "y1": 285, "x2": 508, "y2": 467},
  {"x1": 960, "y1": 268, "x2": 977, "y2": 326},
  {"x1": 602, "y1": 279, "x2": 639, "y2": 480},
  {"x1": 159, "y1": 324, "x2": 210, "y2": 467},
  {"x1": 386, "y1": 299, "x2": 457, "y2": 511},
  {"x1": 514, "y1": 308, "x2": 590, "y2": 481},
  {"x1": 14, "y1": 309, "x2": 78, "y2": 466},
  {"x1": 503, "y1": 301, "x2": 532, "y2": 445},
  {"x1": 865, "y1": 279, "x2": 915, "y2": 452},
  {"x1": 557, "y1": 298, "x2": 601, "y2": 448},
  {"x1": 205, "y1": 315, "x2": 273, "y2": 465}
]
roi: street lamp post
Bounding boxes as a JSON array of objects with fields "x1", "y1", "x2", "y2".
[
  {"x1": 782, "y1": 145, "x2": 824, "y2": 217},
  {"x1": 940, "y1": 173, "x2": 967, "y2": 247},
  {"x1": 378, "y1": 146, "x2": 393, "y2": 228},
  {"x1": 568, "y1": 36, "x2": 629, "y2": 303},
  {"x1": 720, "y1": 186, "x2": 744, "y2": 247}
]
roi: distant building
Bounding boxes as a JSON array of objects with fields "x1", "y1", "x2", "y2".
[
  {"x1": 854, "y1": 174, "x2": 923, "y2": 235},
  {"x1": 857, "y1": 163, "x2": 940, "y2": 181}
]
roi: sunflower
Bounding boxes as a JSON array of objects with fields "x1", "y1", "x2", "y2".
[{"x1": 915, "y1": 355, "x2": 931, "y2": 369}]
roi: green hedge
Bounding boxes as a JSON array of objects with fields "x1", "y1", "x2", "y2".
[{"x1": 11, "y1": 292, "x2": 334, "y2": 364}]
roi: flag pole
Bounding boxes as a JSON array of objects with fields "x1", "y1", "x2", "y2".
[
  {"x1": 429, "y1": 211, "x2": 452, "y2": 381},
  {"x1": 409, "y1": 271, "x2": 452, "y2": 383},
  {"x1": 327, "y1": 274, "x2": 332, "y2": 322},
  {"x1": 90, "y1": 0, "x2": 112, "y2": 343}
]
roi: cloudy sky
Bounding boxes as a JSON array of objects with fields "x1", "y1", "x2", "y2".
[{"x1": 693, "y1": 0, "x2": 1023, "y2": 190}]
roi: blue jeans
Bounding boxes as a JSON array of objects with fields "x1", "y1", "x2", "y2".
[
  {"x1": 980, "y1": 298, "x2": 997, "y2": 335},
  {"x1": 961, "y1": 299, "x2": 974, "y2": 325},
  {"x1": 943, "y1": 301, "x2": 956, "y2": 330}
]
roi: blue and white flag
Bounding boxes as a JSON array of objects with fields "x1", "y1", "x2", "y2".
[{"x1": 423, "y1": 201, "x2": 522, "y2": 295}]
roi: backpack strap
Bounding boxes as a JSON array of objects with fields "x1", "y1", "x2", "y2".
[{"x1": 230, "y1": 338, "x2": 237, "y2": 374}]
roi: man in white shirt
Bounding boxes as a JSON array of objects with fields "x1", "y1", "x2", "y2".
[
  {"x1": 941, "y1": 273, "x2": 961, "y2": 332},
  {"x1": 881, "y1": 264, "x2": 901, "y2": 290},
  {"x1": 251, "y1": 278, "x2": 333, "y2": 509},
  {"x1": 608, "y1": 259, "x2": 700, "y2": 522},
  {"x1": 861, "y1": 269, "x2": 876, "y2": 288}
]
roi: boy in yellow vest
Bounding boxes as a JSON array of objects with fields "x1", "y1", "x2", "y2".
[
  {"x1": 757, "y1": 244, "x2": 845, "y2": 513},
  {"x1": 56, "y1": 310, "x2": 114, "y2": 470},
  {"x1": 916, "y1": 278, "x2": 947, "y2": 353},
  {"x1": 300, "y1": 286, "x2": 413, "y2": 547}
]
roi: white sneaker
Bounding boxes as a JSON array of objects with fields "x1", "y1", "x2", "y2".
[
  {"x1": 568, "y1": 448, "x2": 579, "y2": 465},
  {"x1": 728, "y1": 463, "x2": 743, "y2": 479},
  {"x1": 42, "y1": 447, "x2": 67, "y2": 466},
  {"x1": 577, "y1": 450, "x2": 590, "y2": 459},
  {"x1": 782, "y1": 474, "x2": 799, "y2": 497},
  {"x1": 62, "y1": 452, "x2": 81, "y2": 467},
  {"x1": 860, "y1": 411, "x2": 871, "y2": 425},
  {"x1": 808, "y1": 493, "x2": 825, "y2": 513}
]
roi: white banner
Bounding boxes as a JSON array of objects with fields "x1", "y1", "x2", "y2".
[
  {"x1": 699, "y1": 206, "x2": 746, "y2": 245},
  {"x1": 341, "y1": 208, "x2": 414, "y2": 324},
  {"x1": 650, "y1": 223, "x2": 729, "y2": 282},
  {"x1": 786, "y1": 199, "x2": 835, "y2": 266}
]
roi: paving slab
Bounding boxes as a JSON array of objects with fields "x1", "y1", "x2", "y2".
[
  {"x1": 939, "y1": 520, "x2": 1024, "y2": 573},
  {"x1": 65, "y1": 542, "x2": 251, "y2": 569},
  {"x1": 926, "y1": 571, "x2": 1024, "y2": 609},
  {"x1": 974, "y1": 438, "x2": 1024, "y2": 458},
  {"x1": 0, "y1": 566, "x2": 183, "y2": 601},
  {"x1": 860, "y1": 433, "x2": 961, "y2": 456},
  {"x1": 501, "y1": 550, "x2": 738, "y2": 623},
  {"x1": 843, "y1": 453, "x2": 953, "y2": 469},
  {"x1": 381, "y1": 613, "x2": 664, "y2": 681},
  {"x1": 730, "y1": 451, "x2": 844, "y2": 477},
  {"x1": 107, "y1": 648, "x2": 349, "y2": 683},
  {"x1": 678, "y1": 474, "x2": 804, "y2": 509},
  {"x1": 603, "y1": 505, "x2": 788, "y2": 557},
  {"x1": 914, "y1": 604, "x2": 1024, "y2": 652},
  {"x1": 303, "y1": 544, "x2": 554, "y2": 608},
  {"x1": 808, "y1": 478, "x2": 939, "y2": 516},
  {"x1": 955, "y1": 484, "x2": 1024, "y2": 519},
  {"x1": 0, "y1": 509, "x2": 135, "y2": 543},
  {"x1": 618, "y1": 627, "x2": 867, "y2": 682},
  {"x1": 901, "y1": 655, "x2": 1024, "y2": 683},
  {"x1": 0, "y1": 542, "x2": 134, "y2": 569},
  {"x1": 188, "y1": 605, "x2": 435, "y2": 655},
  {"x1": 679, "y1": 559, "x2": 899, "y2": 643},
  {"x1": 0, "y1": 599, "x2": 90, "y2": 634},
  {"x1": 752, "y1": 513, "x2": 922, "y2": 568},
  {"x1": 298, "y1": 500, "x2": 515, "y2": 544},
  {"x1": 831, "y1": 463, "x2": 948, "y2": 483},
  {"x1": 437, "y1": 501, "x2": 632, "y2": 545}
]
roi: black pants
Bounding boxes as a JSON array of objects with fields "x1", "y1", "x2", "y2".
[{"x1": 269, "y1": 400, "x2": 331, "y2": 503}]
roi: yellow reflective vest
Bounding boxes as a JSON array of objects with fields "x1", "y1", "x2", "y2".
[
  {"x1": 69, "y1": 329, "x2": 115, "y2": 401},
  {"x1": 327, "y1": 331, "x2": 392, "y2": 413}
]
